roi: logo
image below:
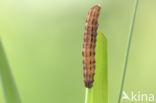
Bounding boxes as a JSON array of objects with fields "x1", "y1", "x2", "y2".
[{"x1": 122, "y1": 91, "x2": 155, "y2": 102}]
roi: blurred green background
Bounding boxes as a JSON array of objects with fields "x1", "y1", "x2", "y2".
[{"x1": 0, "y1": 0, "x2": 156, "y2": 103}]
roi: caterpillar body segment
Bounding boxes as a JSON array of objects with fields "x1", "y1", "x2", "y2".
[{"x1": 82, "y1": 5, "x2": 101, "y2": 88}]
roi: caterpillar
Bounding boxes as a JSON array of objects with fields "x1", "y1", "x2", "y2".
[{"x1": 82, "y1": 5, "x2": 101, "y2": 88}]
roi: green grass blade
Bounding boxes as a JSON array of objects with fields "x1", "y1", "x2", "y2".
[
  {"x1": 118, "y1": 0, "x2": 139, "y2": 103},
  {"x1": 85, "y1": 30, "x2": 108, "y2": 103},
  {"x1": 0, "y1": 39, "x2": 21, "y2": 103}
]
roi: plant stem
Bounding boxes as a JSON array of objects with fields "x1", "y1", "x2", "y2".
[{"x1": 118, "y1": 0, "x2": 139, "y2": 103}]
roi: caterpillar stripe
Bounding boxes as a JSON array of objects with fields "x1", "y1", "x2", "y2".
[{"x1": 82, "y1": 5, "x2": 101, "y2": 88}]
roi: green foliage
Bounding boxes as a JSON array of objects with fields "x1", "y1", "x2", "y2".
[
  {"x1": 85, "y1": 30, "x2": 108, "y2": 103},
  {"x1": 0, "y1": 40, "x2": 21, "y2": 103}
]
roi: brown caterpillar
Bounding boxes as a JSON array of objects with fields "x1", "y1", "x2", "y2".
[{"x1": 82, "y1": 5, "x2": 101, "y2": 88}]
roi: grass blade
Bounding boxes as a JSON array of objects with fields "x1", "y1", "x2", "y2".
[
  {"x1": 118, "y1": 0, "x2": 139, "y2": 103},
  {"x1": 0, "y1": 39, "x2": 21, "y2": 103},
  {"x1": 85, "y1": 30, "x2": 108, "y2": 103}
]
